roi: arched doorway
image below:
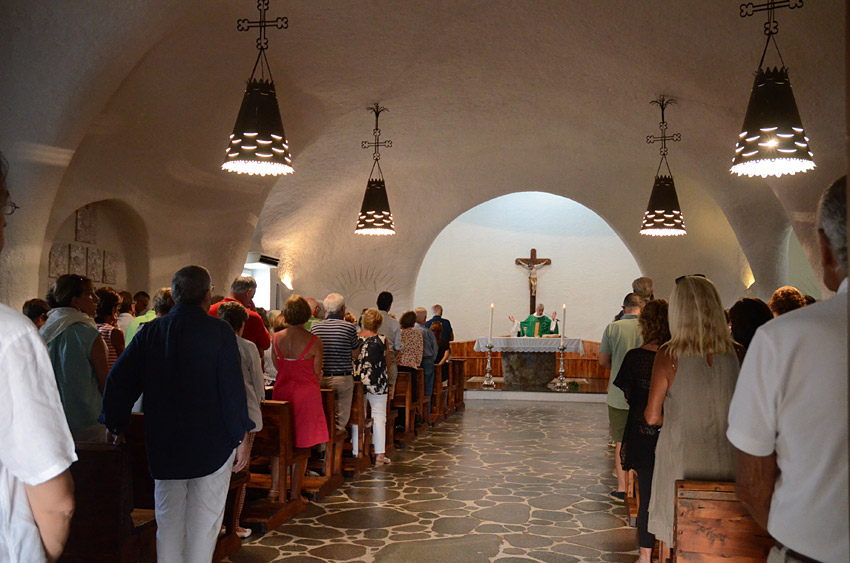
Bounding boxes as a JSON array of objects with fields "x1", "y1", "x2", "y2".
[{"x1": 413, "y1": 192, "x2": 641, "y2": 341}]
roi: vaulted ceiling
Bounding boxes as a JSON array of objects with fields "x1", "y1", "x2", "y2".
[{"x1": 0, "y1": 1, "x2": 845, "y2": 307}]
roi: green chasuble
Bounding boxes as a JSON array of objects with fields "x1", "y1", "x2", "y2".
[{"x1": 517, "y1": 314, "x2": 559, "y2": 337}]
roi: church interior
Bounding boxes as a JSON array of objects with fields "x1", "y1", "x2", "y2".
[{"x1": 1, "y1": 1, "x2": 847, "y2": 562}]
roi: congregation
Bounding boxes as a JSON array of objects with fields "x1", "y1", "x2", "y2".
[{"x1": 1, "y1": 145, "x2": 847, "y2": 563}]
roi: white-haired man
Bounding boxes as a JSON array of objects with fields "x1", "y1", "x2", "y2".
[
  {"x1": 727, "y1": 177, "x2": 847, "y2": 563},
  {"x1": 311, "y1": 293, "x2": 359, "y2": 431}
]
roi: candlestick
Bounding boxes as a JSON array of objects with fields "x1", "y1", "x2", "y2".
[
  {"x1": 482, "y1": 343, "x2": 496, "y2": 390},
  {"x1": 488, "y1": 303, "x2": 494, "y2": 346},
  {"x1": 561, "y1": 303, "x2": 566, "y2": 344}
]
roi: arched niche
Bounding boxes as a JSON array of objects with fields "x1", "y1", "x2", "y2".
[
  {"x1": 413, "y1": 191, "x2": 642, "y2": 342},
  {"x1": 40, "y1": 199, "x2": 150, "y2": 296}
]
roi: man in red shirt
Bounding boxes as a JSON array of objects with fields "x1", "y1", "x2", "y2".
[{"x1": 209, "y1": 277, "x2": 271, "y2": 359}]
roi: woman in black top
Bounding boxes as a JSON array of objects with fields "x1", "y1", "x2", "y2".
[{"x1": 613, "y1": 299, "x2": 670, "y2": 563}]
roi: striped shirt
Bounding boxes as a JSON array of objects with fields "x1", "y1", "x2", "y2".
[
  {"x1": 97, "y1": 323, "x2": 119, "y2": 370},
  {"x1": 310, "y1": 317, "x2": 358, "y2": 375}
]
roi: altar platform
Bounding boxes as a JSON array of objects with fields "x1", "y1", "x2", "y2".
[{"x1": 451, "y1": 338, "x2": 612, "y2": 395}]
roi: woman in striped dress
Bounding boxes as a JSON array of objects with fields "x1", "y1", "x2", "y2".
[{"x1": 95, "y1": 287, "x2": 125, "y2": 370}]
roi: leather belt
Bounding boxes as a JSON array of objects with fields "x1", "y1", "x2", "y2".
[{"x1": 325, "y1": 372, "x2": 353, "y2": 377}]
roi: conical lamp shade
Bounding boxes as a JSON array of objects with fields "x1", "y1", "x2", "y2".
[
  {"x1": 222, "y1": 78, "x2": 294, "y2": 176},
  {"x1": 355, "y1": 178, "x2": 395, "y2": 236},
  {"x1": 730, "y1": 66, "x2": 814, "y2": 178},
  {"x1": 640, "y1": 175, "x2": 686, "y2": 237}
]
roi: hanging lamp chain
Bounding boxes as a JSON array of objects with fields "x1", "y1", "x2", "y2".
[{"x1": 237, "y1": 0, "x2": 289, "y2": 81}]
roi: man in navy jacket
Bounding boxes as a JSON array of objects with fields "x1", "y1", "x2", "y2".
[{"x1": 101, "y1": 265, "x2": 253, "y2": 562}]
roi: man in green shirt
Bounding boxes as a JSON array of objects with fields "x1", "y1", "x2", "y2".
[
  {"x1": 599, "y1": 292, "x2": 644, "y2": 501},
  {"x1": 509, "y1": 304, "x2": 559, "y2": 337}
]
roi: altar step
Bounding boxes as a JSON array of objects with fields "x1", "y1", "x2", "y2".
[
  {"x1": 465, "y1": 376, "x2": 609, "y2": 394},
  {"x1": 465, "y1": 388, "x2": 606, "y2": 403}
]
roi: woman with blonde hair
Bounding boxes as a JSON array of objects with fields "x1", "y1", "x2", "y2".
[{"x1": 645, "y1": 276, "x2": 740, "y2": 549}]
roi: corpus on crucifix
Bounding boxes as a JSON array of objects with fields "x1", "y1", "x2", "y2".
[{"x1": 508, "y1": 248, "x2": 558, "y2": 337}]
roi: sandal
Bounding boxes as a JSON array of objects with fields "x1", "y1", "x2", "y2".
[
  {"x1": 266, "y1": 489, "x2": 279, "y2": 500},
  {"x1": 375, "y1": 455, "x2": 391, "y2": 465},
  {"x1": 236, "y1": 526, "x2": 252, "y2": 539}
]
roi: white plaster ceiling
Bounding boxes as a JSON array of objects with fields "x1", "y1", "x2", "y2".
[{"x1": 0, "y1": 1, "x2": 845, "y2": 307}]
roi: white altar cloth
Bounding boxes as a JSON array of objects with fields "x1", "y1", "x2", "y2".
[{"x1": 474, "y1": 337, "x2": 584, "y2": 355}]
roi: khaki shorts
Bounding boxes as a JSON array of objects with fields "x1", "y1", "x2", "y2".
[{"x1": 608, "y1": 405, "x2": 628, "y2": 443}]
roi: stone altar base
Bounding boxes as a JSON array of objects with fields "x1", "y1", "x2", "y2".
[{"x1": 501, "y1": 351, "x2": 557, "y2": 390}]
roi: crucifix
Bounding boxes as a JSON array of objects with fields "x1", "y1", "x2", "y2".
[{"x1": 515, "y1": 248, "x2": 551, "y2": 314}]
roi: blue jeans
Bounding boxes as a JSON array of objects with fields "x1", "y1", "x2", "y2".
[{"x1": 421, "y1": 358, "x2": 435, "y2": 420}]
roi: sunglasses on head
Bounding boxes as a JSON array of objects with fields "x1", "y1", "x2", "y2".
[{"x1": 675, "y1": 274, "x2": 707, "y2": 284}]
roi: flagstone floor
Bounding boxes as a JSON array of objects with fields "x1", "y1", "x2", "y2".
[{"x1": 225, "y1": 400, "x2": 637, "y2": 563}]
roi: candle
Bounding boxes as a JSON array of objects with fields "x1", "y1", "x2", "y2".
[
  {"x1": 488, "y1": 303, "x2": 494, "y2": 346},
  {"x1": 561, "y1": 303, "x2": 566, "y2": 345}
]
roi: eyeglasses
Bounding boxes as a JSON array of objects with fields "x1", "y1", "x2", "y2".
[
  {"x1": 2, "y1": 200, "x2": 19, "y2": 216},
  {"x1": 675, "y1": 274, "x2": 707, "y2": 284},
  {"x1": 209, "y1": 284, "x2": 215, "y2": 292}
]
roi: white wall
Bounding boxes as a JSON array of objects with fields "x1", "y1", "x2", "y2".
[{"x1": 413, "y1": 192, "x2": 642, "y2": 342}]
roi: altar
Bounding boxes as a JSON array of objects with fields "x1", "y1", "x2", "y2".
[{"x1": 474, "y1": 337, "x2": 584, "y2": 390}]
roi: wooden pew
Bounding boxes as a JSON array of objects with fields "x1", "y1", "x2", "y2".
[
  {"x1": 343, "y1": 381, "x2": 373, "y2": 476},
  {"x1": 60, "y1": 442, "x2": 156, "y2": 563},
  {"x1": 412, "y1": 368, "x2": 429, "y2": 435},
  {"x1": 673, "y1": 480, "x2": 775, "y2": 562},
  {"x1": 450, "y1": 359, "x2": 466, "y2": 411},
  {"x1": 302, "y1": 389, "x2": 345, "y2": 499},
  {"x1": 124, "y1": 413, "x2": 246, "y2": 563},
  {"x1": 242, "y1": 400, "x2": 310, "y2": 533},
  {"x1": 429, "y1": 369, "x2": 446, "y2": 425},
  {"x1": 391, "y1": 370, "x2": 415, "y2": 444}
]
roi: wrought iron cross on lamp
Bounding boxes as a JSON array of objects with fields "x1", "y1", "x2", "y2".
[
  {"x1": 355, "y1": 103, "x2": 396, "y2": 236},
  {"x1": 639, "y1": 96, "x2": 686, "y2": 237},
  {"x1": 221, "y1": 0, "x2": 293, "y2": 176}
]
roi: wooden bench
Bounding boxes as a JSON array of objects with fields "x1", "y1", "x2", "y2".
[
  {"x1": 429, "y1": 368, "x2": 446, "y2": 426},
  {"x1": 624, "y1": 469, "x2": 638, "y2": 527},
  {"x1": 302, "y1": 389, "x2": 345, "y2": 499},
  {"x1": 124, "y1": 413, "x2": 247, "y2": 562},
  {"x1": 242, "y1": 400, "x2": 310, "y2": 533},
  {"x1": 450, "y1": 359, "x2": 466, "y2": 411},
  {"x1": 343, "y1": 381, "x2": 373, "y2": 476},
  {"x1": 60, "y1": 442, "x2": 157, "y2": 563},
  {"x1": 412, "y1": 368, "x2": 429, "y2": 435},
  {"x1": 673, "y1": 480, "x2": 775, "y2": 562},
  {"x1": 391, "y1": 370, "x2": 415, "y2": 444}
]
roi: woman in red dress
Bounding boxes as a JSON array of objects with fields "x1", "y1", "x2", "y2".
[{"x1": 269, "y1": 295, "x2": 328, "y2": 496}]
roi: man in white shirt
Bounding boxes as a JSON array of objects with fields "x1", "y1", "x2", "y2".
[
  {"x1": 727, "y1": 176, "x2": 848, "y2": 563},
  {"x1": 0, "y1": 155, "x2": 77, "y2": 561}
]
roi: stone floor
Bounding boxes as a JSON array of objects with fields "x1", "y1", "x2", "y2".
[{"x1": 225, "y1": 400, "x2": 637, "y2": 563}]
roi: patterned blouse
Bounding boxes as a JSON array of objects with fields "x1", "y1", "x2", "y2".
[
  {"x1": 397, "y1": 328, "x2": 423, "y2": 368},
  {"x1": 356, "y1": 334, "x2": 388, "y2": 395}
]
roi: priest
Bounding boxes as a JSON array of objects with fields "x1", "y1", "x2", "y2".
[{"x1": 509, "y1": 304, "x2": 559, "y2": 337}]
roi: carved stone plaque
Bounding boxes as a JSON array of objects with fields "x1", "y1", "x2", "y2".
[
  {"x1": 87, "y1": 248, "x2": 103, "y2": 282},
  {"x1": 48, "y1": 243, "x2": 69, "y2": 278},
  {"x1": 75, "y1": 205, "x2": 97, "y2": 244},
  {"x1": 70, "y1": 244, "x2": 87, "y2": 276},
  {"x1": 103, "y1": 251, "x2": 118, "y2": 284}
]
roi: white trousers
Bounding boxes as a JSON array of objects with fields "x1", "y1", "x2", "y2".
[
  {"x1": 366, "y1": 393, "x2": 388, "y2": 455},
  {"x1": 154, "y1": 450, "x2": 235, "y2": 563}
]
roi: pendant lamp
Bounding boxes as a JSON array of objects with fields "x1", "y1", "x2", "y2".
[
  {"x1": 355, "y1": 103, "x2": 396, "y2": 236},
  {"x1": 222, "y1": 2, "x2": 293, "y2": 176},
  {"x1": 640, "y1": 96, "x2": 687, "y2": 237},
  {"x1": 730, "y1": 0, "x2": 813, "y2": 178}
]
